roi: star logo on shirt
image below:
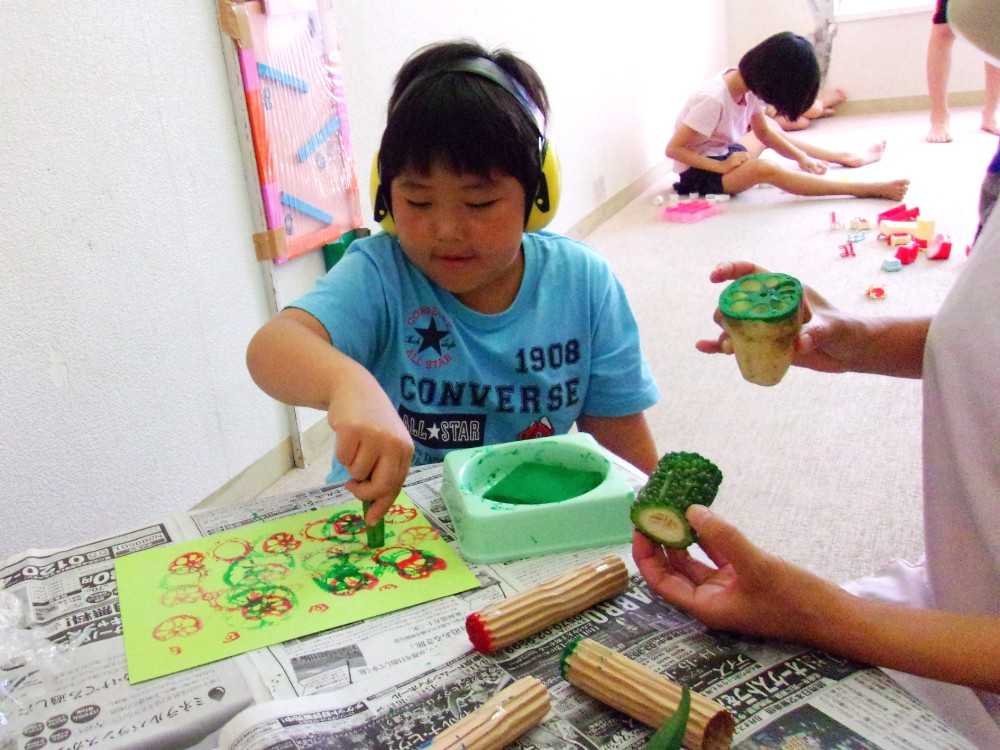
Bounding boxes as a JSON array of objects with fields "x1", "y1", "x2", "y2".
[
  {"x1": 414, "y1": 317, "x2": 450, "y2": 355},
  {"x1": 426, "y1": 424, "x2": 441, "y2": 440}
]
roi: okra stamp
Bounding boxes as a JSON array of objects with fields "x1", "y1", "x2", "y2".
[
  {"x1": 561, "y1": 638, "x2": 735, "y2": 750},
  {"x1": 466, "y1": 554, "x2": 629, "y2": 653}
]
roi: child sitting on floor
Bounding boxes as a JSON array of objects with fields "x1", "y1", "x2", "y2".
[
  {"x1": 667, "y1": 32, "x2": 908, "y2": 201},
  {"x1": 246, "y1": 40, "x2": 661, "y2": 525}
]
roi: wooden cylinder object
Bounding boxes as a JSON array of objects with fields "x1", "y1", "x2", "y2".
[
  {"x1": 466, "y1": 554, "x2": 629, "y2": 653},
  {"x1": 428, "y1": 676, "x2": 550, "y2": 750},
  {"x1": 561, "y1": 638, "x2": 735, "y2": 750}
]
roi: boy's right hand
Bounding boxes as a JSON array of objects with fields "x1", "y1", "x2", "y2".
[
  {"x1": 328, "y1": 370, "x2": 414, "y2": 525},
  {"x1": 696, "y1": 260, "x2": 869, "y2": 374},
  {"x1": 722, "y1": 151, "x2": 750, "y2": 172}
]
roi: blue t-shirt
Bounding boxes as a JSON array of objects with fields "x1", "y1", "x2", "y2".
[{"x1": 290, "y1": 231, "x2": 660, "y2": 483}]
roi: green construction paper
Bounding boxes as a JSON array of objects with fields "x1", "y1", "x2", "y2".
[{"x1": 116, "y1": 493, "x2": 478, "y2": 684}]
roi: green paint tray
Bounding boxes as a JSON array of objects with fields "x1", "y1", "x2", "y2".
[{"x1": 441, "y1": 433, "x2": 635, "y2": 563}]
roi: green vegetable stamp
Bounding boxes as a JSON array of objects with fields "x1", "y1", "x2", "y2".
[
  {"x1": 719, "y1": 272, "x2": 803, "y2": 386},
  {"x1": 631, "y1": 452, "x2": 722, "y2": 548}
]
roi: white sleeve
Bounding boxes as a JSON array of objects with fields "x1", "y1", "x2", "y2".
[{"x1": 681, "y1": 94, "x2": 723, "y2": 137}]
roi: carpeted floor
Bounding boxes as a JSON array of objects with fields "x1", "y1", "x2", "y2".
[
  {"x1": 260, "y1": 106, "x2": 997, "y2": 585},
  {"x1": 588, "y1": 106, "x2": 995, "y2": 583}
]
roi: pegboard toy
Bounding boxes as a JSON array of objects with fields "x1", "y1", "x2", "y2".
[
  {"x1": 220, "y1": 0, "x2": 363, "y2": 263},
  {"x1": 662, "y1": 199, "x2": 721, "y2": 223},
  {"x1": 440, "y1": 433, "x2": 635, "y2": 563},
  {"x1": 561, "y1": 638, "x2": 735, "y2": 750},
  {"x1": 465, "y1": 555, "x2": 628, "y2": 654}
]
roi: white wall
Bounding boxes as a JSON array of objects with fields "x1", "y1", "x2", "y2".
[
  {"x1": 725, "y1": 1, "x2": 987, "y2": 101},
  {"x1": 0, "y1": 0, "x2": 725, "y2": 560}
]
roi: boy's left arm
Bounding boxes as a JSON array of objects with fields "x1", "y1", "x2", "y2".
[
  {"x1": 577, "y1": 413, "x2": 658, "y2": 476},
  {"x1": 749, "y1": 112, "x2": 824, "y2": 174}
]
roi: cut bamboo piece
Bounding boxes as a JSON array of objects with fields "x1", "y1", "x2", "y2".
[
  {"x1": 466, "y1": 554, "x2": 629, "y2": 653},
  {"x1": 561, "y1": 638, "x2": 734, "y2": 750},
  {"x1": 428, "y1": 676, "x2": 550, "y2": 750}
]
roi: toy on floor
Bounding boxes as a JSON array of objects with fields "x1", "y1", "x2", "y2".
[
  {"x1": 561, "y1": 638, "x2": 736, "y2": 750},
  {"x1": 466, "y1": 554, "x2": 628, "y2": 654},
  {"x1": 895, "y1": 243, "x2": 919, "y2": 265},
  {"x1": 866, "y1": 284, "x2": 887, "y2": 300},
  {"x1": 839, "y1": 242, "x2": 857, "y2": 258},
  {"x1": 661, "y1": 199, "x2": 721, "y2": 223},
  {"x1": 928, "y1": 234, "x2": 953, "y2": 260},
  {"x1": 849, "y1": 217, "x2": 871, "y2": 231},
  {"x1": 878, "y1": 203, "x2": 920, "y2": 223},
  {"x1": 829, "y1": 211, "x2": 844, "y2": 231},
  {"x1": 631, "y1": 452, "x2": 722, "y2": 548},
  {"x1": 718, "y1": 272, "x2": 804, "y2": 387},
  {"x1": 427, "y1": 677, "x2": 550, "y2": 750},
  {"x1": 882, "y1": 258, "x2": 903, "y2": 272}
]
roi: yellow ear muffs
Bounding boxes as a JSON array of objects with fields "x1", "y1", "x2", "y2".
[
  {"x1": 371, "y1": 145, "x2": 560, "y2": 236},
  {"x1": 525, "y1": 141, "x2": 560, "y2": 232},
  {"x1": 370, "y1": 152, "x2": 396, "y2": 235}
]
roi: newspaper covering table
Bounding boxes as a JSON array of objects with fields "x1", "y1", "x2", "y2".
[{"x1": 0, "y1": 460, "x2": 977, "y2": 750}]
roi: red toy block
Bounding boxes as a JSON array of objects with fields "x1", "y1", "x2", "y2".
[
  {"x1": 895, "y1": 243, "x2": 919, "y2": 265},
  {"x1": 927, "y1": 234, "x2": 953, "y2": 260},
  {"x1": 878, "y1": 204, "x2": 920, "y2": 223}
]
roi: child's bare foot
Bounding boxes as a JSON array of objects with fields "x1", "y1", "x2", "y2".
[
  {"x1": 837, "y1": 141, "x2": 887, "y2": 168},
  {"x1": 927, "y1": 115, "x2": 952, "y2": 143},
  {"x1": 821, "y1": 87, "x2": 847, "y2": 109},
  {"x1": 982, "y1": 114, "x2": 1000, "y2": 135},
  {"x1": 856, "y1": 179, "x2": 909, "y2": 201}
]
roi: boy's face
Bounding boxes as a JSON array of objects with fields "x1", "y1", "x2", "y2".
[{"x1": 390, "y1": 162, "x2": 527, "y2": 314}]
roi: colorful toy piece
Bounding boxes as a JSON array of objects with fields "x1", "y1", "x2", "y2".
[
  {"x1": 829, "y1": 210, "x2": 844, "y2": 231},
  {"x1": 866, "y1": 284, "x2": 887, "y2": 300},
  {"x1": 878, "y1": 203, "x2": 920, "y2": 223},
  {"x1": 839, "y1": 242, "x2": 856, "y2": 258},
  {"x1": 895, "y1": 243, "x2": 919, "y2": 265},
  {"x1": 427, "y1": 677, "x2": 550, "y2": 750},
  {"x1": 848, "y1": 217, "x2": 871, "y2": 231},
  {"x1": 879, "y1": 219, "x2": 918, "y2": 236},
  {"x1": 889, "y1": 233, "x2": 913, "y2": 247},
  {"x1": 927, "y1": 234, "x2": 953, "y2": 260},
  {"x1": 847, "y1": 231, "x2": 867, "y2": 243},
  {"x1": 561, "y1": 638, "x2": 735, "y2": 750},
  {"x1": 882, "y1": 258, "x2": 903, "y2": 272},
  {"x1": 915, "y1": 218, "x2": 936, "y2": 248},
  {"x1": 465, "y1": 554, "x2": 628, "y2": 654},
  {"x1": 662, "y1": 199, "x2": 721, "y2": 223}
]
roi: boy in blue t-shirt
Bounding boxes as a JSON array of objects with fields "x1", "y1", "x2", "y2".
[{"x1": 247, "y1": 40, "x2": 660, "y2": 525}]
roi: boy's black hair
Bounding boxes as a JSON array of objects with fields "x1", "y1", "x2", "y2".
[
  {"x1": 738, "y1": 32, "x2": 820, "y2": 121},
  {"x1": 377, "y1": 40, "x2": 549, "y2": 218}
]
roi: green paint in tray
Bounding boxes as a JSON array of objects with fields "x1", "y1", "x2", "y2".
[{"x1": 484, "y1": 462, "x2": 604, "y2": 505}]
